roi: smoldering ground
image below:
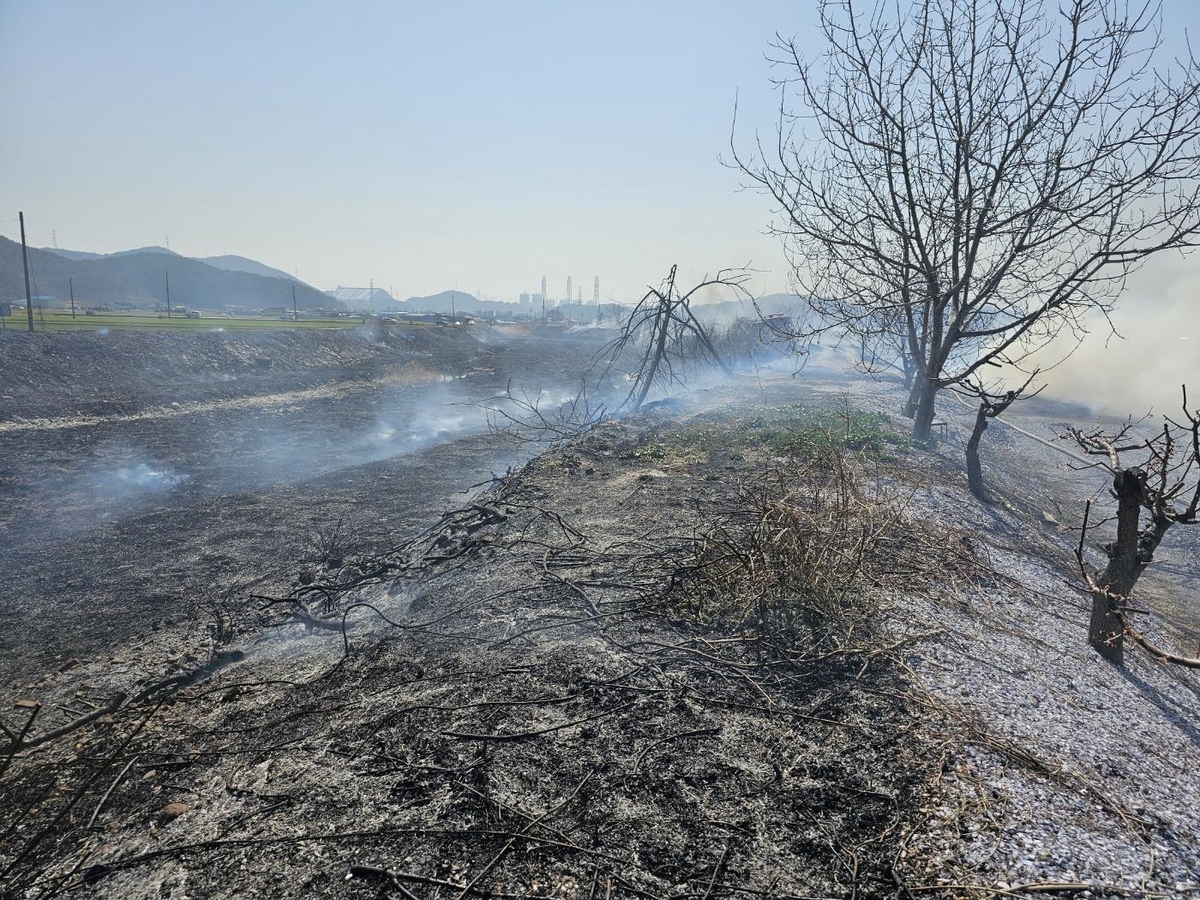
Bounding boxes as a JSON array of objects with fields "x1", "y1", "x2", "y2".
[
  {"x1": 2, "y1": 364, "x2": 597, "y2": 547},
  {"x1": 0, "y1": 327, "x2": 618, "y2": 685}
]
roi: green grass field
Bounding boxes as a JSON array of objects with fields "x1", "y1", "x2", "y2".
[{"x1": 0, "y1": 311, "x2": 368, "y2": 333}]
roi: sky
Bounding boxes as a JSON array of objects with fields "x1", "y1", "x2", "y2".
[
  {"x1": 0, "y1": 0, "x2": 1197, "y2": 412},
  {"x1": 0, "y1": 1, "x2": 804, "y2": 301}
]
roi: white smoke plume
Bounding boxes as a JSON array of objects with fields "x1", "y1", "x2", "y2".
[{"x1": 1037, "y1": 254, "x2": 1198, "y2": 417}]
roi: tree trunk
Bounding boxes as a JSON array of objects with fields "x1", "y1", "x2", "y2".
[
  {"x1": 631, "y1": 298, "x2": 672, "y2": 411},
  {"x1": 902, "y1": 377, "x2": 921, "y2": 418},
  {"x1": 966, "y1": 404, "x2": 988, "y2": 501},
  {"x1": 901, "y1": 349, "x2": 915, "y2": 390},
  {"x1": 912, "y1": 378, "x2": 938, "y2": 440},
  {"x1": 1091, "y1": 469, "x2": 1146, "y2": 665}
]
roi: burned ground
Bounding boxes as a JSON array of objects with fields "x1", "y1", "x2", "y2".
[
  {"x1": 0, "y1": 326, "x2": 598, "y2": 683},
  {"x1": 3, "y1": 331, "x2": 1200, "y2": 898},
  {"x1": 1, "y1": 393, "x2": 959, "y2": 899}
]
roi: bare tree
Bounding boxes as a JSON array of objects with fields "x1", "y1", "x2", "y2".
[
  {"x1": 955, "y1": 370, "x2": 1043, "y2": 501},
  {"x1": 734, "y1": 0, "x2": 1200, "y2": 439},
  {"x1": 1065, "y1": 386, "x2": 1200, "y2": 665},
  {"x1": 597, "y1": 265, "x2": 751, "y2": 413},
  {"x1": 481, "y1": 266, "x2": 754, "y2": 446}
]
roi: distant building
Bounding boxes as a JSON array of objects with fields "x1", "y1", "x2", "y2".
[{"x1": 325, "y1": 286, "x2": 395, "y2": 309}]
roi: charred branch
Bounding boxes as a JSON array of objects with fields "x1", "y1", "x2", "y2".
[
  {"x1": 1067, "y1": 386, "x2": 1200, "y2": 664},
  {"x1": 954, "y1": 369, "x2": 1043, "y2": 501}
]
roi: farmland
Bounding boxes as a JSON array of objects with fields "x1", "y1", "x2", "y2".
[{"x1": 0, "y1": 309, "x2": 369, "y2": 333}]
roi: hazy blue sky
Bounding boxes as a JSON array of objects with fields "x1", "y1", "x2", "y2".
[
  {"x1": 0, "y1": 1, "x2": 802, "y2": 300},
  {"x1": 1, "y1": 0, "x2": 1198, "y2": 315}
]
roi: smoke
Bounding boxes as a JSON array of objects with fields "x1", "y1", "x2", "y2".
[
  {"x1": 186, "y1": 378, "x2": 508, "y2": 495},
  {"x1": 107, "y1": 461, "x2": 189, "y2": 491},
  {"x1": 1036, "y1": 256, "x2": 1198, "y2": 417},
  {"x1": 33, "y1": 446, "x2": 193, "y2": 539}
]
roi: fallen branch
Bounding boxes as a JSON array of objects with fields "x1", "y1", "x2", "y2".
[
  {"x1": 1, "y1": 695, "x2": 121, "y2": 757},
  {"x1": 86, "y1": 754, "x2": 142, "y2": 829},
  {"x1": 442, "y1": 702, "x2": 634, "y2": 742}
]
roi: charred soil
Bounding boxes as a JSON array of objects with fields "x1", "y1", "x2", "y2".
[
  {"x1": 1, "y1": 376, "x2": 963, "y2": 899},
  {"x1": 4, "y1": 341, "x2": 1199, "y2": 898}
]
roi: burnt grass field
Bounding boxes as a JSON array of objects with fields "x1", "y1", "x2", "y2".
[
  {"x1": 2, "y1": 326, "x2": 1199, "y2": 898},
  {"x1": 0, "y1": 325, "x2": 591, "y2": 682}
]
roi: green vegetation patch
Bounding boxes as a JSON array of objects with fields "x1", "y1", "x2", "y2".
[{"x1": 633, "y1": 402, "x2": 912, "y2": 466}]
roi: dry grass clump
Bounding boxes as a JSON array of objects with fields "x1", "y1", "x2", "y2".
[{"x1": 666, "y1": 437, "x2": 951, "y2": 663}]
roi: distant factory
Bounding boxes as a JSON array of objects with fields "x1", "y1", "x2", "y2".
[
  {"x1": 517, "y1": 274, "x2": 602, "y2": 309},
  {"x1": 512, "y1": 273, "x2": 611, "y2": 325}
]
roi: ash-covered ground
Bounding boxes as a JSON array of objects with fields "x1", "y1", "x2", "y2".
[
  {"x1": 0, "y1": 325, "x2": 596, "y2": 683},
  {"x1": 2, "y1": 329, "x2": 1198, "y2": 898}
]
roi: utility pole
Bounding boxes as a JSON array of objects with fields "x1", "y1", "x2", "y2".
[
  {"x1": 20, "y1": 212, "x2": 34, "y2": 333},
  {"x1": 292, "y1": 281, "x2": 298, "y2": 321},
  {"x1": 69, "y1": 277, "x2": 76, "y2": 319},
  {"x1": 165, "y1": 270, "x2": 172, "y2": 318}
]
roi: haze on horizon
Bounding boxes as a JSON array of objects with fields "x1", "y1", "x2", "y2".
[{"x1": 1, "y1": 0, "x2": 1197, "y2": 414}]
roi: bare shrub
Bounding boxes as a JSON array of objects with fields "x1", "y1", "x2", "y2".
[
  {"x1": 597, "y1": 264, "x2": 748, "y2": 413},
  {"x1": 679, "y1": 316, "x2": 766, "y2": 371},
  {"x1": 666, "y1": 438, "x2": 927, "y2": 663},
  {"x1": 482, "y1": 380, "x2": 608, "y2": 450},
  {"x1": 301, "y1": 514, "x2": 352, "y2": 568},
  {"x1": 481, "y1": 265, "x2": 754, "y2": 447}
]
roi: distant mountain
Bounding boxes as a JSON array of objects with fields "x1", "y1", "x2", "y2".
[
  {"x1": 688, "y1": 292, "x2": 805, "y2": 324},
  {"x1": 44, "y1": 246, "x2": 294, "y2": 282},
  {"x1": 40, "y1": 248, "x2": 103, "y2": 261},
  {"x1": 397, "y1": 290, "x2": 553, "y2": 317},
  {"x1": 41, "y1": 245, "x2": 181, "y2": 262},
  {"x1": 199, "y1": 255, "x2": 299, "y2": 282},
  {"x1": 400, "y1": 290, "x2": 495, "y2": 314},
  {"x1": 108, "y1": 246, "x2": 180, "y2": 258},
  {"x1": 1, "y1": 238, "x2": 343, "y2": 312}
]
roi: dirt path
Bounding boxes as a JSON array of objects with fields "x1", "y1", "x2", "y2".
[{"x1": 0, "y1": 366, "x2": 440, "y2": 433}]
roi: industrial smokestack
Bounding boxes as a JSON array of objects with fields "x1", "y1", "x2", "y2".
[
  {"x1": 566, "y1": 276, "x2": 572, "y2": 308},
  {"x1": 593, "y1": 277, "x2": 600, "y2": 305},
  {"x1": 541, "y1": 275, "x2": 547, "y2": 303}
]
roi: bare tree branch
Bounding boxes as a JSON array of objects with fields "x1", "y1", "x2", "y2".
[{"x1": 733, "y1": 0, "x2": 1200, "y2": 439}]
